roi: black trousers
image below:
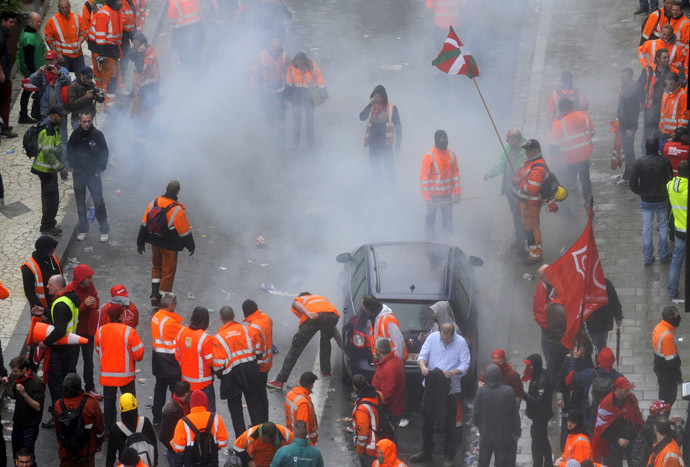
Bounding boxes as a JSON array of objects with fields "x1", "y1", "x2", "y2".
[
  {"x1": 103, "y1": 380, "x2": 136, "y2": 434},
  {"x1": 152, "y1": 376, "x2": 178, "y2": 422},
  {"x1": 506, "y1": 193, "x2": 525, "y2": 244},
  {"x1": 421, "y1": 393, "x2": 458, "y2": 459},
  {"x1": 258, "y1": 371, "x2": 269, "y2": 420},
  {"x1": 604, "y1": 438, "x2": 633, "y2": 467},
  {"x1": 47, "y1": 346, "x2": 79, "y2": 405},
  {"x1": 478, "y1": 441, "x2": 517, "y2": 467},
  {"x1": 276, "y1": 312, "x2": 339, "y2": 382},
  {"x1": 79, "y1": 335, "x2": 95, "y2": 392},
  {"x1": 561, "y1": 159, "x2": 592, "y2": 208},
  {"x1": 19, "y1": 89, "x2": 40, "y2": 119},
  {"x1": 60, "y1": 55, "x2": 86, "y2": 74},
  {"x1": 530, "y1": 419, "x2": 553, "y2": 467},
  {"x1": 225, "y1": 385, "x2": 265, "y2": 438},
  {"x1": 36, "y1": 171, "x2": 60, "y2": 231},
  {"x1": 655, "y1": 367, "x2": 679, "y2": 406},
  {"x1": 11, "y1": 424, "x2": 39, "y2": 463}
]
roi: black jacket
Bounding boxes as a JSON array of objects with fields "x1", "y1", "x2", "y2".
[
  {"x1": 159, "y1": 398, "x2": 186, "y2": 451},
  {"x1": 422, "y1": 368, "x2": 451, "y2": 425},
  {"x1": 44, "y1": 291, "x2": 81, "y2": 345},
  {"x1": 630, "y1": 414, "x2": 684, "y2": 467},
  {"x1": 586, "y1": 278, "x2": 623, "y2": 334},
  {"x1": 0, "y1": 25, "x2": 10, "y2": 76},
  {"x1": 524, "y1": 354, "x2": 553, "y2": 421},
  {"x1": 473, "y1": 364, "x2": 521, "y2": 448},
  {"x1": 67, "y1": 125, "x2": 109, "y2": 175},
  {"x1": 21, "y1": 236, "x2": 62, "y2": 308},
  {"x1": 618, "y1": 80, "x2": 642, "y2": 132},
  {"x1": 105, "y1": 413, "x2": 158, "y2": 467},
  {"x1": 556, "y1": 355, "x2": 593, "y2": 412},
  {"x1": 630, "y1": 153, "x2": 673, "y2": 202}
]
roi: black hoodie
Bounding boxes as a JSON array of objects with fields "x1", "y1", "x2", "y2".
[
  {"x1": 21, "y1": 236, "x2": 62, "y2": 308},
  {"x1": 524, "y1": 354, "x2": 553, "y2": 421},
  {"x1": 66, "y1": 124, "x2": 109, "y2": 175}
]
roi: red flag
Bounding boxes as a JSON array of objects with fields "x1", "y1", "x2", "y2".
[
  {"x1": 431, "y1": 27, "x2": 480, "y2": 78},
  {"x1": 544, "y1": 206, "x2": 608, "y2": 349}
]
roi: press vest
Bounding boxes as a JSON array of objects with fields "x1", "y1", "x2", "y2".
[
  {"x1": 667, "y1": 177, "x2": 688, "y2": 233},
  {"x1": 23, "y1": 254, "x2": 61, "y2": 308},
  {"x1": 364, "y1": 102, "x2": 395, "y2": 148},
  {"x1": 51, "y1": 295, "x2": 79, "y2": 334}
]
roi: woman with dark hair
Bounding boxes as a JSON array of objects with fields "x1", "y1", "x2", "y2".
[
  {"x1": 359, "y1": 85, "x2": 402, "y2": 187},
  {"x1": 283, "y1": 52, "x2": 327, "y2": 149}
]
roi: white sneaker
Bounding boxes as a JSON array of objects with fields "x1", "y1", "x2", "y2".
[
  {"x1": 399, "y1": 418, "x2": 410, "y2": 428},
  {"x1": 100, "y1": 233, "x2": 109, "y2": 243},
  {"x1": 76, "y1": 233, "x2": 87, "y2": 241}
]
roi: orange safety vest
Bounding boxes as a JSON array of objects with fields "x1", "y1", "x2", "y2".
[
  {"x1": 285, "y1": 386, "x2": 318, "y2": 444},
  {"x1": 425, "y1": 0, "x2": 462, "y2": 29},
  {"x1": 244, "y1": 310, "x2": 273, "y2": 372},
  {"x1": 513, "y1": 156, "x2": 547, "y2": 205},
  {"x1": 135, "y1": 0, "x2": 147, "y2": 32},
  {"x1": 643, "y1": 9, "x2": 673, "y2": 41},
  {"x1": 285, "y1": 61, "x2": 326, "y2": 90},
  {"x1": 95, "y1": 322, "x2": 144, "y2": 386},
  {"x1": 670, "y1": 15, "x2": 690, "y2": 53},
  {"x1": 44, "y1": 12, "x2": 85, "y2": 58},
  {"x1": 22, "y1": 254, "x2": 61, "y2": 308},
  {"x1": 660, "y1": 86, "x2": 689, "y2": 135},
  {"x1": 167, "y1": 0, "x2": 200, "y2": 28},
  {"x1": 363, "y1": 101, "x2": 396, "y2": 148},
  {"x1": 120, "y1": 0, "x2": 137, "y2": 33},
  {"x1": 420, "y1": 147, "x2": 461, "y2": 201},
  {"x1": 643, "y1": 64, "x2": 680, "y2": 108},
  {"x1": 558, "y1": 433, "x2": 591, "y2": 466},
  {"x1": 547, "y1": 88, "x2": 589, "y2": 122},
  {"x1": 151, "y1": 309, "x2": 184, "y2": 355},
  {"x1": 82, "y1": 0, "x2": 100, "y2": 28},
  {"x1": 652, "y1": 320, "x2": 678, "y2": 360},
  {"x1": 140, "y1": 197, "x2": 192, "y2": 238},
  {"x1": 133, "y1": 44, "x2": 159, "y2": 88},
  {"x1": 291, "y1": 295, "x2": 340, "y2": 326},
  {"x1": 88, "y1": 5, "x2": 122, "y2": 46},
  {"x1": 171, "y1": 407, "x2": 229, "y2": 452},
  {"x1": 233, "y1": 424, "x2": 292, "y2": 467},
  {"x1": 352, "y1": 396, "x2": 380, "y2": 458},
  {"x1": 550, "y1": 110, "x2": 595, "y2": 164},
  {"x1": 175, "y1": 326, "x2": 213, "y2": 390},
  {"x1": 649, "y1": 438, "x2": 684, "y2": 467},
  {"x1": 250, "y1": 49, "x2": 290, "y2": 91},
  {"x1": 638, "y1": 38, "x2": 686, "y2": 71},
  {"x1": 212, "y1": 321, "x2": 257, "y2": 375},
  {"x1": 369, "y1": 309, "x2": 408, "y2": 360}
]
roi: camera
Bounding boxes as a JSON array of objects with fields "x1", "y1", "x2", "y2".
[
  {"x1": 93, "y1": 88, "x2": 104, "y2": 98},
  {"x1": 95, "y1": 56, "x2": 105, "y2": 65}
]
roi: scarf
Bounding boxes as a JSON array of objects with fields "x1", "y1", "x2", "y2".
[
  {"x1": 14, "y1": 369, "x2": 32, "y2": 384},
  {"x1": 371, "y1": 102, "x2": 387, "y2": 123},
  {"x1": 45, "y1": 70, "x2": 58, "y2": 87},
  {"x1": 173, "y1": 394, "x2": 190, "y2": 415}
]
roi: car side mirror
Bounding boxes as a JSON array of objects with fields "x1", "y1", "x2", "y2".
[
  {"x1": 469, "y1": 256, "x2": 484, "y2": 267},
  {"x1": 336, "y1": 252, "x2": 353, "y2": 263}
]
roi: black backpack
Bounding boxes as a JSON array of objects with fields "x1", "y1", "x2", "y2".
[
  {"x1": 182, "y1": 413, "x2": 218, "y2": 467},
  {"x1": 22, "y1": 124, "x2": 42, "y2": 159},
  {"x1": 588, "y1": 368, "x2": 616, "y2": 418},
  {"x1": 57, "y1": 397, "x2": 90, "y2": 453},
  {"x1": 145, "y1": 199, "x2": 178, "y2": 239},
  {"x1": 358, "y1": 396, "x2": 396, "y2": 442},
  {"x1": 533, "y1": 162, "x2": 561, "y2": 200}
]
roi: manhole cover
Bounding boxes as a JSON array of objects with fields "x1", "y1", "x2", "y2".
[{"x1": 0, "y1": 201, "x2": 32, "y2": 219}]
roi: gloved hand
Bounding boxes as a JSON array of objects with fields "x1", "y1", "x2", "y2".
[
  {"x1": 137, "y1": 246, "x2": 144, "y2": 255},
  {"x1": 188, "y1": 249, "x2": 195, "y2": 256}
]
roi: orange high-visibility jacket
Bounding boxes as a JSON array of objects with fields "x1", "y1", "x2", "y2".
[
  {"x1": 660, "y1": 87, "x2": 689, "y2": 135},
  {"x1": 550, "y1": 110, "x2": 595, "y2": 164},
  {"x1": 151, "y1": 309, "x2": 184, "y2": 355},
  {"x1": 643, "y1": 64, "x2": 681, "y2": 108},
  {"x1": 642, "y1": 10, "x2": 672, "y2": 41},
  {"x1": 120, "y1": 0, "x2": 137, "y2": 33},
  {"x1": 171, "y1": 407, "x2": 228, "y2": 453},
  {"x1": 653, "y1": 320, "x2": 678, "y2": 360},
  {"x1": 285, "y1": 386, "x2": 318, "y2": 444},
  {"x1": 671, "y1": 15, "x2": 690, "y2": 53},
  {"x1": 547, "y1": 88, "x2": 590, "y2": 122},
  {"x1": 244, "y1": 310, "x2": 273, "y2": 372},
  {"x1": 420, "y1": 147, "x2": 461, "y2": 201},
  {"x1": 291, "y1": 295, "x2": 340, "y2": 326},
  {"x1": 140, "y1": 197, "x2": 192, "y2": 241},
  {"x1": 175, "y1": 326, "x2": 213, "y2": 390},
  {"x1": 44, "y1": 12, "x2": 87, "y2": 58},
  {"x1": 648, "y1": 438, "x2": 684, "y2": 467},
  {"x1": 95, "y1": 322, "x2": 144, "y2": 386},
  {"x1": 82, "y1": 0, "x2": 100, "y2": 28},
  {"x1": 352, "y1": 395, "x2": 380, "y2": 458},
  {"x1": 558, "y1": 433, "x2": 591, "y2": 466},
  {"x1": 638, "y1": 38, "x2": 686, "y2": 71},
  {"x1": 22, "y1": 254, "x2": 61, "y2": 308},
  {"x1": 513, "y1": 156, "x2": 547, "y2": 206},
  {"x1": 285, "y1": 61, "x2": 326, "y2": 90},
  {"x1": 212, "y1": 321, "x2": 258, "y2": 375},
  {"x1": 167, "y1": 0, "x2": 200, "y2": 28},
  {"x1": 250, "y1": 49, "x2": 290, "y2": 91},
  {"x1": 135, "y1": 0, "x2": 147, "y2": 32},
  {"x1": 233, "y1": 424, "x2": 293, "y2": 467},
  {"x1": 369, "y1": 308, "x2": 407, "y2": 361},
  {"x1": 425, "y1": 0, "x2": 462, "y2": 29},
  {"x1": 133, "y1": 44, "x2": 159, "y2": 89},
  {"x1": 372, "y1": 439, "x2": 406, "y2": 467},
  {"x1": 88, "y1": 5, "x2": 122, "y2": 47}
]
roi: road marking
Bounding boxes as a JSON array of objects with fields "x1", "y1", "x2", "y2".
[{"x1": 311, "y1": 351, "x2": 329, "y2": 419}]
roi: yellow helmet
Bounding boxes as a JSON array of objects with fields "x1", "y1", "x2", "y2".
[
  {"x1": 555, "y1": 186, "x2": 568, "y2": 202},
  {"x1": 119, "y1": 393, "x2": 138, "y2": 413}
]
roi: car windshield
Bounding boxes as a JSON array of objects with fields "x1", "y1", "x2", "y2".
[{"x1": 382, "y1": 301, "x2": 438, "y2": 333}]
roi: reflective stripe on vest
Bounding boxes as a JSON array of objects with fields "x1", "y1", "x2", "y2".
[
  {"x1": 51, "y1": 295, "x2": 79, "y2": 334},
  {"x1": 168, "y1": 0, "x2": 200, "y2": 27},
  {"x1": 98, "y1": 325, "x2": 138, "y2": 378},
  {"x1": 661, "y1": 89, "x2": 688, "y2": 132},
  {"x1": 421, "y1": 150, "x2": 459, "y2": 193},
  {"x1": 668, "y1": 177, "x2": 688, "y2": 232},
  {"x1": 565, "y1": 435, "x2": 590, "y2": 461},
  {"x1": 287, "y1": 394, "x2": 318, "y2": 439},
  {"x1": 354, "y1": 403, "x2": 377, "y2": 450},
  {"x1": 248, "y1": 322, "x2": 272, "y2": 365},
  {"x1": 23, "y1": 254, "x2": 60, "y2": 307},
  {"x1": 48, "y1": 13, "x2": 81, "y2": 54},
  {"x1": 181, "y1": 331, "x2": 213, "y2": 384},
  {"x1": 214, "y1": 325, "x2": 255, "y2": 375},
  {"x1": 364, "y1": 102, "x2": 395, "y2": 148},
  {"x1": 259, "y1": 50, "x2": 288, "y2": 92},
  {"x1": 655, "y1": 330, "x2": 677, "y2": 359},
  {"x1": 554, "y1": 88, "x2": 581, "y2": 109},
  {"x1": 662, "y1": 451, "x2": 684, "y2": 465},
  {"x1": 153, "y1": 316, "x2": 176, "y2": 354}
]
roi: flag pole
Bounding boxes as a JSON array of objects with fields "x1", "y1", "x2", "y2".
[{"x1": 471, "y1": 76, "x2": 517, "y2": 176}]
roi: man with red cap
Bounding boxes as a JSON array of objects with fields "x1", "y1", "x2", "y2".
[
  {"x1": 478, "y1": 349, "x2": 525, "y2": 404},
  {"x1": 99, "y1": 285, "x2": 139, "y2": 329},
  {"x1": 65, "y1": 264, "x2": 101, "y2": 400},
  {"x1": 592, "y1": 376, "x2": 643, "y2": 467},
  {"x1": 171, "y1": 390, "x2": 228, "y2": 465}
]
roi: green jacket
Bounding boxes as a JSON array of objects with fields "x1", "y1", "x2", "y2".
[
  {"x1": 487, "y1": 137, "x2": 528, "y2": 196},
  {"x1": 269, "y1": 438, "x2": 324, "y2": 467},
  {"x1": 17, "y1": 26, "x2": 47, "y2": 78},
  {"x1": 32, "y1": 121, "x2": 63, "y2": 174}
]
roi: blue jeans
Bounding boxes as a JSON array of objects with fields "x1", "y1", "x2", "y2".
[
  {"x1": 73, "y1": 170, "x2": 109, "y2": 234},
  {"x1": 640, "y1": 0, "x2": 659, "y2": 9},
  {"x1": 641, "y1": 200, "x2": 670, "y2": 264},
  {"x1": 669, "y1": 234, "x2": 686, "y2": 297}
]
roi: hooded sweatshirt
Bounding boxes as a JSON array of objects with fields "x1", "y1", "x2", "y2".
[
  {"x1": 66, "y1": 123, "x2": 109, "y2": 175},
  {"x1": 65, "y1": 264, "x2": 100, "y2": 336},
  {"x1": 99, "y1": 295, "x2": 139, "y2": 328},
  {"x1": 21, "y1": 235, "x2": 62, "y2": 308},
  {"x1": 473, "y1": 364, "x2": 521, "y2": 448},
  {"x1": 523, "y1": 354, "x2": 553, "y2": 421},
  {"x1": 429, "y1": 301, "x2": 461, "y2": 334},
  {"x1": 373, "y1": 439, "x2": 407, "y2": 467}
]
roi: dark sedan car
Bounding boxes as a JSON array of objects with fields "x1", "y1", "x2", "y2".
[{"x1": 336, "y1": 242, "x2": 482, "y2": 396}]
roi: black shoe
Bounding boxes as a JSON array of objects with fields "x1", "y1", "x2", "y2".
[
  {"x1": 40, "y1": 226, "x2": 62, "y2": 236},
  {"x1": 41, "y1": 418, "x2": 55, "y2": 429},
  {"x1": 18, "y1": 115, "x2": 36, "y2": 124},
  {"x1": 151, "y1": 294, "x2": 161, "y2": 307},
  {"x1": 634, "y1": 6, "x2": 649, "y2": 14}
]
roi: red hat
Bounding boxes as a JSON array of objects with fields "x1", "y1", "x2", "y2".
[
  {"x1": 597, "y1": 347, "x2": 615, "y2": 367},
  {"x1": 73, "y1": 264, "x2": 95, "y2": 283},
  {"x1": 106, "y1": 303, "x2": 124, "y2": 320},
  {"x1": 190, "y1": 390, "x2": 208, "y2": 409},
  {"x1": 45, "y1": 50, "x2": 58, "y2": 60},
  {"x1": 111, "y1": 285, "x2": 128, "y2": 297},
  {"x1": 614, "y1": 376, "x2": 634, "y2": 390},
  {"x1": 491, "y1": 349, "x2": 506, "y2": 360},
  {"x1": 650, "y1": 400, "x2": 672, "y2": 416}
]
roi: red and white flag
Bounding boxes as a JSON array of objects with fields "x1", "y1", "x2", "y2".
[
  {"x1": 432, "y1": 27, "x2": 480, "y2": 78},
  {"x1": 545, "y1": 206, "x2": 608, "y2": 349}
]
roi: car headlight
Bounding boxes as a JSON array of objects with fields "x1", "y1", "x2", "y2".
[{"x1": 352, "y1": 332, "x2": 366, "y2": 348}]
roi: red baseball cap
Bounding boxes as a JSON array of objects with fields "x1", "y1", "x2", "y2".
[
  {"x1": 45, "y1": 50, "x2": 58, "y2": 60},
  {"x1": 491, "y1": 349, "x2": 506, "y2": 360},
  {"x1": 110, "y1": 285, "x2": 128, "y2": 297},
  {"x1": 614, "y1": 376, "x2": 634, "y2": 390}
]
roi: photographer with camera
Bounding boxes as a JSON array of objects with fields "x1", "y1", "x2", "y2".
[{"x1": 67, "y1": 66, "x2": 104, "y2": 130}]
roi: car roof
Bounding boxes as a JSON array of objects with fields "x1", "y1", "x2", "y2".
[{"x1": 364, "y1": 242, "x2": 455, "y2": 299}]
